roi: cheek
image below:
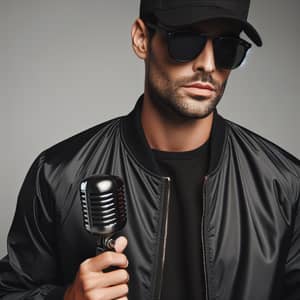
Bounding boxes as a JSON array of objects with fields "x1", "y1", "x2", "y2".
[
  {"x1": 150, "y1": 35, "x2": 188, "y2": 82},
  {"x1": 218, "y1": 69, "x2": 231, "y2": 83},
  {"x1": 149, "y1": 52, "x2": 176, "y2": 87}
]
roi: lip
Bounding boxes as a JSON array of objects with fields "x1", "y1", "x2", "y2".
[{"x1": 183, "y1": 82, "x2": 216, "y2": 91}]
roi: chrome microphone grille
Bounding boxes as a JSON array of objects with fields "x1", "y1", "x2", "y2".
[{"x1": 80, "y1": 175, "x2": 126, "y2": 236}]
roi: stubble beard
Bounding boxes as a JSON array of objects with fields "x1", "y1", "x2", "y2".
[{"x1": 146, "y1": 59, "x2": 228, "y2": 121}]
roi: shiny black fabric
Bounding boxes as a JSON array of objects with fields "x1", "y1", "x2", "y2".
[{"x1": 0, "y1": 95, "x2": 299, "y2": 300}]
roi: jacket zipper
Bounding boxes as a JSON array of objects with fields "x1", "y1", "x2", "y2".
[
  {"x1": 154, "y1": 175, "x2": 209, "y2": 300},
  {"x1": 161, "y1": 176, "x2": 171, "y2": 286},
  {"x1": 202, "y1": 175, "x2": 209, "y2": 300},
  {"x1": 153, "y1": 176, "x2": 171, "y2": 300}
]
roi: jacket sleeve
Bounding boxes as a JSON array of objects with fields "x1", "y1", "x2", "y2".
[
  {"x1": 0, "y1": 152, "x2": 67, "y2": 299},
  {"x1": 283, "y1": 191, "x2": 300, "y2": 300}
]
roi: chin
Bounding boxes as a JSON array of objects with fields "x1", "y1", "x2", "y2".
[
  {"x1": 181, "y1": 110, "x2": 213, "y2": 119},
  {"x1": 172, "y1": 97, "x2": 216, "y2": 119},
  {"x1": 172, "y1": 104, "x2": 215, "y2": 120}
]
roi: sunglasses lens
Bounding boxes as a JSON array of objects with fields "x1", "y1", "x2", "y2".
[
  {"x1": 168, "y1": 32, "x2": 207, "y2": 62},
  {"x1": 162, "y1": 26, "x2": 251, "y2": 69},
  {"x1": 214, "y1": 37, "x2": 249, "y2": 69}
]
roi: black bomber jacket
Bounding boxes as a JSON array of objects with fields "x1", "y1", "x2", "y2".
[{"x1": 0, "y1": 95, "x2": 300, "y2": 300}]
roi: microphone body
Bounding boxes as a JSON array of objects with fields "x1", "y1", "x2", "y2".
[{"x1": 80, "y1": 175, "x2": 127, "y2": 254}]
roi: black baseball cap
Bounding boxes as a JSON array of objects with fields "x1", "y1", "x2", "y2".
[{"x1": 140, "y1": 0, "x2": 262, "y2": 46}]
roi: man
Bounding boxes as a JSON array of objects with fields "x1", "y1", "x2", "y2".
[{"x1": 0, "y1": 0, "x2": 299, "y2": 299}]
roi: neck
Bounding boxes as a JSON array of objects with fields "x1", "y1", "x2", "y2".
[{"x1": 141, "y1": 94, "x2": 214, "y2": 152}]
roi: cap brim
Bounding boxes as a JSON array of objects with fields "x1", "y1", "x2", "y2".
[{"x1": 154, "y1": 6, "x2": 262, "y2": 46}]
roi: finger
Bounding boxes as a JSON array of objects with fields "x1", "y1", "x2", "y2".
[
  {"x1": 79, "y1": 269, "x2": 129, "y2": 292},
  {"x1": 98, "y1": 269, "x2": 129, "y2": 287},
  {"x1": 82, "y1": 252, "x2": 128, "y2": 272},
  {"x1": 114, "y1": 236, "x2": 128, "y2": 253},
  {"x1": 100, "y1": 284, "x2": 128, "y2": 300}
]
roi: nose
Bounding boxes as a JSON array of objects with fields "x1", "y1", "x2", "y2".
[{"x1": 192, "y1": 39, "x2": 216, "y2": 73}]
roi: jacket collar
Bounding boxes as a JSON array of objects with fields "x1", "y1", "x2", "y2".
[{"x1": 121, "y1": 94, "x2": 228, "y2": 176}]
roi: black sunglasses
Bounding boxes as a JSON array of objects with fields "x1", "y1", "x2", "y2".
[{"x1": 146, "y1": 23, "x2": 252, "y2": 70}]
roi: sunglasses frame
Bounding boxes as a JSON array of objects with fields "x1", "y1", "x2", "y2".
[{"x1": 146, "y1": 22, "x2": 252, "y2": 69}]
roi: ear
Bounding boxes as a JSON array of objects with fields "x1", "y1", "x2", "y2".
[{"x1": 131, "y1": 18, "x2": 151, "y2": 60}]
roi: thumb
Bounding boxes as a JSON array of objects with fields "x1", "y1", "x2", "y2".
[{"x1": 114, "y1": 236, "x2": 128, "y2": 253}]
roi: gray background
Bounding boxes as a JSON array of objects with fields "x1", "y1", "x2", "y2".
[{"x1": 1, "y1": 0, "x2": 299, "y2": 257}]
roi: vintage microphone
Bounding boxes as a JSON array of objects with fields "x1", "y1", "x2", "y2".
[{"x1": 80, "y1": 175, "x2": 127, "y2": 254}]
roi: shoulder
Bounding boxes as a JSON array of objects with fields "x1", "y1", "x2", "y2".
[
  {"x1": 29, "y1": 116, "x2": 124, "y2": 214},
  {"x1": 224, "y1": 118, "x2": 300, "y2": 200},
  {"x1": 225, "y1": 118, "x2": 299, "y2": 174},
  {"x1": 41, "y1": 116, "x2": 123, "y2": 165},
  {"x1": 224, "y1": 118, "x2": 300, "y2": 219}
]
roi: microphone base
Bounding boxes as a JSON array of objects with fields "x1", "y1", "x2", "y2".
[{"x1": 96, "y1": 235, "x2": 116, "y2": 254}]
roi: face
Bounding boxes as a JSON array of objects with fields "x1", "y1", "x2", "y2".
[{"x1": 144, "y1": 19, "x2": 242, "y2": 120}]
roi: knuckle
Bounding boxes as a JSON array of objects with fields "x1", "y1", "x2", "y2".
[
  {"x1": 87, "y1": 290, "x2": 105, "y2": 300},
  {"x1": 81, "y1": 279, "x2": 90, "y2": 293},
  {"x1": 85, "y1": 291, "x2": 97, "y2": 300},
  {"x1": 120, "y1": 283, "x2": 129, "y2": 294},
  {"x1": 79, "y1": 258, "x2": 90, "y2": 273},
  {"x1": 119, "y1": 269, "x2": 129, "y2": 281},
  {"x1": 103, "y1": 252, "x2": 114, "y2": 264},
  {"x1": 79, "y1": 271, "x2": 88, "y2": 285},
  {"x1": 119, "y1": 254, "x2": 127, "y2": 265}
]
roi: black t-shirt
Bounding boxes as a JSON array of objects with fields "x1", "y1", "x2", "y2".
[{"x1": 152, "y1": 139, "x2": 210, "y2": 300}]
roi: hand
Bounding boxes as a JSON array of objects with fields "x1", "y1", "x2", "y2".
[{"x1": 64, "y1": 236, "x2": 129, "y2": 300}]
